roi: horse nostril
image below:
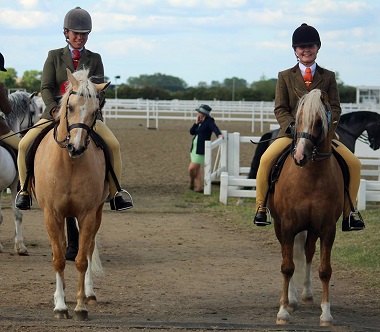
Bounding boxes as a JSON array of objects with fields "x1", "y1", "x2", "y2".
[{"x1": 67, "y1": 143, "x2": 74, "y2": 153}]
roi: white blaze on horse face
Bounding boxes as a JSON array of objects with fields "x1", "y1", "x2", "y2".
[
  {"x1": 294, "y1": 123, "x2": 308, "y2": 164},
  {"x1": 294, "y1": 138, "x2": 306, "y2": 163},
  {"x1": 72, "y1": 104, "x2": 88, "y2": 150}
]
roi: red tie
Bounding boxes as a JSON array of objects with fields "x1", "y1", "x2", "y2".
[
  {"x1": 303, "y1": 67, "x2": 312, "y2": 88},
  {"x1": 72, "y1": 49, "x2": 81, "y2": 70}
]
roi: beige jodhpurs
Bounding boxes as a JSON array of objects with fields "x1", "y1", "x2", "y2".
[
  {"x1": 255, "y1": 137, "x2": 361, "y2": 217},
  {"x1": 0, "y1": 131, "x2": 20, "y2": 150},
  {"x1": 17, "y1": 118, "x2": 123, "y2": 197}
]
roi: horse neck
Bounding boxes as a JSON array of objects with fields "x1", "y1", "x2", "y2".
[{"x1": 337, "y1": 115, "x2": 366, "y2": 139}]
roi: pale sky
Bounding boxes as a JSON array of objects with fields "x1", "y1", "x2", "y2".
[{"x1": 1, "y1": 0, "x2": 379, "y2": 88}]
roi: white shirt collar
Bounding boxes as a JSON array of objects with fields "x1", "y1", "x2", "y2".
[
  {"x1": 299, "y1": 62, "x2": 316, "y2": 76},
  {"x1": 68, "y1": 46, "x2": 83, "y2": 57}
]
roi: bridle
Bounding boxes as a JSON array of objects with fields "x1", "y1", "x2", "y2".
[
  {"x1": 16, "y1": 94, "x2": 38, "y2": 136},
  {"x1": 18, "y1": 100, "x2": 37, "y2": 130},
  {"x1": 292, "y1": 102, "x2": 333, "y2": 163},
  {"x1": 53, "y1": 90, "x2": 100, "y2": 150}
]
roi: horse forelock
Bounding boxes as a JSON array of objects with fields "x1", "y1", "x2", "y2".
[
  {"x1": 296, "y1": 89, "x2": 329, "y2": 137},
  {"x1": 60, "y1": 69, "x2": 98, "y2": 113}
]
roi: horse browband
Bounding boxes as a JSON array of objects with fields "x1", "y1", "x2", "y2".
[{"x1": 69, "y1": 90, "x2": 100, "y2": 99}]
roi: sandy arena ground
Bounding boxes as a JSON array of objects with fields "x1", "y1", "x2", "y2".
[{"x1": 0, "y1": 118, "x2": 379, "y2": 331}]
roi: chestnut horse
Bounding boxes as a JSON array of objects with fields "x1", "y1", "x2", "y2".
[
  {"x1": 268, "y1": 89, "x2": 344, "y2": 326},
  {"x1": 32, "y1": 69, "x2": 110, "y2": 320}
]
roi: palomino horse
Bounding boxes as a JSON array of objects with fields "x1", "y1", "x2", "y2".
[
  {"x1": 32, "y1": 69, "x2": 109, "y2": 320},
  {"x1": 268, "y1": 89, "x2": 343, "y2": 326},
  {"x1": 0, "y1": 90, "x2": 40, "y2": 254}
]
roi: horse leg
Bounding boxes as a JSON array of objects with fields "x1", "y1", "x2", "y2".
[
  {"x1": 54, "y1": 270, "x2": 68, "y2": 319},
  {"x1": 288, "y1": 279, "x2": 298, "y2": 311},
  {"x1": 10, "y1": 179, "x2": 27, "y2": 255},
  {"x1": 74, "y1": 213, "x2": 101, "y2": 320},
  {"x1": 287, "y1": 231, "x2": 309, "y2": 311},
  {"x1": 319, "y1": 234, "x2": 335, "y2": 327},
  {"x1": 45, "y1": 213, "x2": 68, "y2": 319},
  {"x1": 276, "y1": 238, "x2": 295, "y2": 325},
  {"x1": 301, "y1": 232, "x2": 318, "y2": 305},
  {"x1": 85, "y1": 208, "x2": 104, "y2": 305}
]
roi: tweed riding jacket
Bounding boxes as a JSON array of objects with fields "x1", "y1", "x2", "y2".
[{"x1": 275, "y1": 64, "x2": 341, "y2": 137}]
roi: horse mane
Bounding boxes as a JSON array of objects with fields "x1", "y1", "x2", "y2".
[
  {"x1": 296, "y1": 89, "x2": 329, "y2": 138},
  {"x1": 59, "y1": 69, "x2": 99, "y2": 112},
  {"x1": 5, "y1": 91, "x2": 33, "y2": 131}
]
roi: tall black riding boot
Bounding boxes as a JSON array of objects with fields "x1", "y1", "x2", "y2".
[{"x1": 66, "y1": 217, "x2": 79, "y2": 261}]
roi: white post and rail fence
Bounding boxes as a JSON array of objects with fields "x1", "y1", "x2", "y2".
[
  {"x1": 101, "y1": 99, "x2": 380, "y2": 209},
  {"x1": 203, "y1": 131, "x2": 380, "y2": 210}
]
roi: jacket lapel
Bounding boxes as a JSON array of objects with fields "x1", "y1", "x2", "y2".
[
  {"x1": 291, "y1": 64, "x2": 309, "y2": 92},
  {"x1": 79, "y1": 48, "x2": 91, "y2": 71},
  {"x1": 62, "y1": 47, "x2": 74, "y2": 71},
  {"x1": 310, "y1": 65, "x2": 323, "y2": 89}
]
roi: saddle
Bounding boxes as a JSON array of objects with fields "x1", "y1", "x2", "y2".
[
  {"x1": 24, "y1": 121, "x2": 117, "y2": 191},
  {"x1": 262, "y1": 143, "x2": 351, "y2": 207},
  {"x1": 0, "y1": 140, "x2": 18, "y2": 170}
]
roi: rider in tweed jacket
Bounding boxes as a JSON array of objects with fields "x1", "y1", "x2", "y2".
[
  {"x1": 254, "y1": 23, "x2": 365, "y2": 232},
  {"x1": 15, "y1": 7, "x2": 133, "y2": 261}
]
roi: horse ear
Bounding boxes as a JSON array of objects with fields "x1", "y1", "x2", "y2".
[
  {"x1": 95, "y1": 82, "x2": 111, "y2": 93},
  {"x1": 66, "y1": 68, "x2": 79, "y2": 89},
  {"x1": 29, "y1": 92, "x2": 37, "y2": 99}
]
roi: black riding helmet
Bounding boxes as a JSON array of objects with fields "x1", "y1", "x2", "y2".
[
  {"x1": 63, "y1": 7, "x2": 92, "y2": 33},
  {"x1": 0, "y1": 53, "x2": 6, "y2": 72},
  {"x1": 292, "y1": 23, "x2": 321, "y2": 49}
]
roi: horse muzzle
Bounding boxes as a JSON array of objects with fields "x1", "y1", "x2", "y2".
[
  {"x1": 67, "y1": 143, "x2": 86, "y2": 158},
  {"x1": 370, "y1": 138, "x2": 380, "y2": 150},
  {"x1": 294, "y1": 155, "x2": 308, "y2": 167}
]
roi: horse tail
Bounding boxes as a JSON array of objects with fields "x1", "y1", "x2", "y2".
[
  {"x1": 91, "y1": 236, "x2": 104, "y2": 277},
  {"x1": 293, "y1": 231, "x2": 307, "y2": 286},
  {"x1": 248, "y1": 130, "x2": 277, "y2": 179}
]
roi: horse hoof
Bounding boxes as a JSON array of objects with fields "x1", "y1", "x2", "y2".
[
  {"x1": 320, "y1": 320, "x2": 333, "y2": 327},
  {"x1": 276, "y1": 318, "x2": 290, "y2": 325},
  {"x1": 74, "y1": 309, "x2": 88, "y2": 321},
  {"x1": 86, "y1": 295, "x2": 97, "y2": 305},
  {"x1": 301, "y1": 296, "x2": 314, "y2": 305},
  {"x1": 287, "y1": 302, "x2": 298, "y2": 312},
  {"x1": 17, "y1": 250, "x2": 29, "y2": 256},
  {"x1": 53, "y1": 309, "x2": 69, "y2": 319}
]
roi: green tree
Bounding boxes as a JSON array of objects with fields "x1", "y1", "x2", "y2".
[
  {"x1": 338, "y1": 83, "x2": 356, "y2": 103},
  {"x1": 21, "y1": 70, "x2": 42, "y2": 93},
  {"x1": 210, "y1": 80, "x2": 222, "y2": 88},
  {"x1": 223, "y1": 77, "x2": 248, "y2": 89},
  {"x1": 127, "y1": 73, "x2": 187, "y2": 92},
  {"x1": 0, "y1": 68, "x2": 17, "y2": 88},
  {"x1": 251, "y1": 78, "x2": 277, "y2": 101}
]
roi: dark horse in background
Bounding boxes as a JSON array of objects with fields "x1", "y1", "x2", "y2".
[{"x1": 249, "y1": 111, "x2": 380, "y2": 180}]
